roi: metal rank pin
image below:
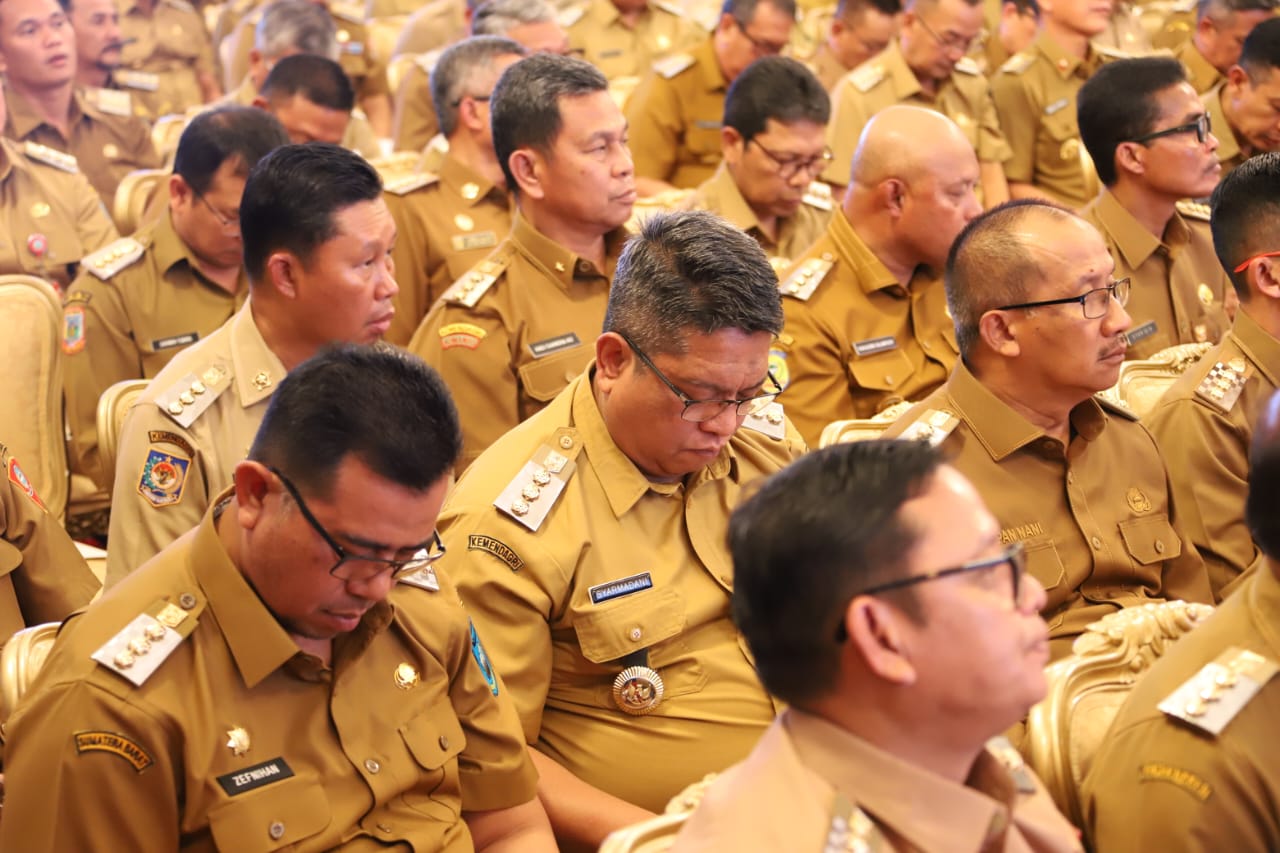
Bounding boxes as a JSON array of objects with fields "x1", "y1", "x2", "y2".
[
  {"x1": 166, "y1": 374, "x2": 210, "y2": 415},
  {"x1": 786, "y1": 254, "x2": 833, "y2": 296},
  {"x1": 95, "y1": 242, "x2": 132, "y2": 270},
  {"x1": 612, "y1": 665, "x2": 665, "y2": 715},
  {"x1": 1184, "y1": 667, "x2": 1237, "y2": 718},
  {"x1": 394, "y1": 662, "x2": 420, "y2": 690},
  {"x1": 114, "y1": 621, "x2": 168, "y2": 669}
]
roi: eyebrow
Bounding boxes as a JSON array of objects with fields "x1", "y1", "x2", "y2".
[{"x1": 335, "y1": 530, "x2": 435, "y2": 555}]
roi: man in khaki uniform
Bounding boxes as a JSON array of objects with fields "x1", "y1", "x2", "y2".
[
  {"x1": 0, "y1": 0, "x2": 161, "y2": 209},
  {"x1": 823, "y1": 0, "x2": 1012, "y2": 206},
  {"x1": 1083, "y1": 395, "x2": 1280, "y2": 851},
  {"x1": 384, "y1": 37, "x2": 523, "y2": 346},
  {"x1": 625, "y1": 0, "x2": 797, "y2": 195},
  {"x1": 441, "y1": 210, "x2": 805, "y2": 849},
  {"x1": 252, "y1": 53, "x2": 376, "y2": 158},
  {"x1": 990, "y1": 0, "x2": 1121, "y2": 208},
  {"x1": 117, "y1": 0, "x2": 222, "y2": 117},
  {"x1": 973, "y1": 0, "x2": 1038, "y2": 75},
  {"x1": 407, "y1": 54, "x2": 634, "y2": 472},
  {"x1": 63, "y1": 107, "x2": 287, "y2": 493},
  {"x1": 564, "y1": 0, "x2": 705, "y2": 82},
  {"x1": 105, "y1": 144, "x2": 399, "y2": 585},
  {"x1": 1202, "y1": 19, "x2": 1280, "y2": 176},
  {"x1": 1172, "y1": 0, "x2": 1276, "y2": 94},
  {"x1": 2, "y1": 346, "x2": 557, "y2": 851},
  {"x1": 391, "y1": 0, "x2": 470, "y2": 57},
  {"x1": 672, "y1": 441, "x2": 1082, "y2": 853},
  {"x1": 0, "y1": 443, "x2": 99, "y2": 645},
  {"x1": 776, "y1": 106, "x2": 979, "y2": 446},
  {"x1": 67, "y1": 0, "x2": 155, "y2": 122},
  {"x1": 806, "y1": 0, "x2": 900, "y2": 92},
  {"x1": 1077, "y1": 58, "x2": 1232, "y2": 360},
  {"x1": 885, "y1": 201, "x2": 1212, "y2": 658},
  {"x1": 1146, "y1": 154, "x2": 1280, "y2": 599},
  {"x1": 679, "y1": 56, "x2": 833, "y2": 270}
]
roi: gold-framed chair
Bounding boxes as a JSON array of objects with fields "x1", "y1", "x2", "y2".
[
  {"x1": 0, "y1": 622, "x2": 59, "y2": 725},
  {"x1": 1024, "y1": 600, "x2": 1214, "y2": 828},
  {"x1": 818, "y1": 399, "x2": 916, "y2": 447},
  {"x1": 1109, "y1": 341, "x2": 1215, "y2": 418},
  {"x1": 151, "y1": 113, "x2": 190, "y2": 166},
  {"x1": 95, "y1": 379, "x2": 150, "y2": 496},
  {"x1": 112, "y1": 168, "x2": 169, "y2": 234},
  {"x1": 599, "y1": 775, "x2": 717, "y2": 853}
]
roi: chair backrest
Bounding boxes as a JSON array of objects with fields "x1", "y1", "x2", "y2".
[
  {"x1": 1024, "y1": 600, "x2": 1215, "y2": 828},
  {"x1": 818, "y1": 399, "x2": 916, "y2": 447},
  {"x1": 96, "y1": 379, "x2": 151, "y2": 495},
  {"x1": 1114, "y1": 341, "x2": 1214, "y2": 418},
  {"x1": 599, "y1": 812, "x2": 689, "y2": 853},
  {"x1": 0, "y1": 621, "x2": 60, "y2": 725},
  {"x1": 0, "y1": 275, "x2": 68, "y2": 521},
  {"x1": 112, "y1": 168, "x2": 169, "y2": 235}
]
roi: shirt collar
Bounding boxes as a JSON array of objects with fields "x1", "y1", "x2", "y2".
[
  {"x1": 508, "y1": 210, "x2": 625, "y2": 291},
  {"x1": 1091, "y1": 189, "x2": 1186, "y2": 269},
  {"x1": 1232, "y1": 308, "x2": 1280, "y2": 387},
  {"x1": 1204, "y1": 83, "x2": 1242, "y2": 165},
  {"x1": 438, "y1": 152, "x2": 506, "y2": 208},
  {"x1": 696, "y1": 36, "x2": 729, "y2": 93},
  {"x1": 1033, "y1": 32, "x2": 1096, "y2": 80},
  {"x1": 0, "y1": 138, "x2": 19, "y2": 182},
  {"x1": 828, "y1": 210, "x2": 903, "y2": 294},
  {"x1": 882, "y1": 40, "x2": 924, "y2": 100},
  {"x1": 4, "y1": 87, "x2": 73, "y2": 141},
  {"x1": 1179, "y1": 41, "x2": 1222, "y2": 91},
  {"x1": 703, "y1": 162, "x2": 762, "y2": 234},
  {"x1": 230, "y1": 301, "x2": 288, "y2": 408}
]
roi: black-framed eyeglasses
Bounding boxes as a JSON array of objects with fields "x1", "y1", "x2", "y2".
[
  {"x1": 268, "y1": 466, "x2": 446, "y2": 582},
  {"x1": 747, "y1": 138, "x2": 834, "y2": 181},
  {"x1": 916, "y1": 14, "x2": 977, "y2": 55},
  {"x1": 1129, "y1": 113, "x2": 1212, "y2": 146},
  {"x1": 194, "y1": 190, "x2": 238, "y2": 231},
  {"x1": 996, "y1": 277, "x2": 1131, "y2": 320},
  {"x1": 733, "y1": 16, "x2": 788, "y2": 56},
  {"x1": 618, "y1": 332, "x2": 782, "y2": 423}
]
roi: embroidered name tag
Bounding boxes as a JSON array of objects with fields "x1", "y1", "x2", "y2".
[
  {"x1": 153, "y1": 332, "x2": 198, "y2": 351},
  {"x1": 1044, "y1": 98, "x2": 1069, "y2": 115},
  {"x1": 1126, "y1": 320, "x2": 1158, "y2": 345},
  {"x1": 852, "y1": 336, "x2": 898, "y2": 357},
  {"x1": 589, "y1": 572, "x2": 653, "y2": 604},
  {"x1": 450, "y1": 231, "x2": 497, "y2": 252},
  {"x1": 217, "y1": 757, "x2": 295, "y2": 796},
  {"x1": 529, "y1": 332, "x2": 582, "y2": 359}
]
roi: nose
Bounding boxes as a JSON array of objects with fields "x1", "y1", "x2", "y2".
[
  {"x1": 700, "y1": 404, "x2": 742, "y2": 439},
  {"x1": 345, "y1": 567, "x2": 397, "y2": 604},
  {"x1": 1206, "y1": 130, "x2": 1220, "y2": 153},
  {"x1": 1103, "y1": 295, "x2": 1132, "y2": 336},
  {"x1": 377, "y1": 258, "x2": 399, "y2": 299},
  {"x1": 614, "y1": 142, "x2": 635, "y2": 177},
  {"x1": 962, "y1": 188, "x2": 982, "y2": 222},
  {"x1": 1018, "y1": 572, "x2": 1047, "y2": 614}
]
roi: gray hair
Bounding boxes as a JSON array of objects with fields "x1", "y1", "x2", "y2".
[
  {"x1": 1198, "y1": 0, "x2": 1277, "y2": 23},
  {"x1": 603, "y1": 210, "x2": 784, "y2": 356},
  {"x1": 471, "y1": 0, "x2": 558, "y2": 35},
  {"x1": 723, "y1": 0, "x2": 799, "y2": 26},
  {"x1": 431, "y1": 36, "x2": 527, "y2": 137},
  {"x1": 255, "y1": 0, "x2": 339, "y2": 62}
]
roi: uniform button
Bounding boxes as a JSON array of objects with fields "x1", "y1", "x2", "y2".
[
  {"x1": 438, "y1": 735, "x2": 449, "y2": 750},
  {"x1": 629, "y1": 627, "x2": 642, "y2": 642},
  {"x1": 1155, "y1": 540, "x2": 1166, "y2": 553},
  {"x1": 376, "y1": 823, "x2": 393, "y2": 833},
  {"x1": 178, "y1": 593, "x2": 197, "y2": 609},
  {"x1": 1091, "y1": 536, "x2": 1103, "y2": 550},
  {"x1": 268, "y1": 821, "x2": 285, "y2": 840},
  {"x1": 365, "y1": 758, "x2": 381, "y2": 773},
  {"x1": 884, "y1": 374, "x2": 894, "y2": 384}
]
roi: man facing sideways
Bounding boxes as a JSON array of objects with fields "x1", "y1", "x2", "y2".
[
  {"x1": 1, "y1": 344, "x2": 557, "y2": 851},
  {"x1": 439, "y1": 210, "x2": 805, "y2": 849},
  {"x1": 671, "y1": 440, "x2": 1081, "y2": 852},
  {"x1": 884, "y1": 200, "x2": 1212, "y2": 658},
  {"x1": 1179, "y1": 0, "x2": 1277, "y2": 94},
  {"x1": 1204, "y1": 17, "x2": 1280, "y2": 176},
  {"x1": 807, "y1": 0, "x2": 900, "y2": 92}
]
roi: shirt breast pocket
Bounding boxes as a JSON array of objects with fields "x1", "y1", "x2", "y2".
[
  {"x1": 1023, "y1": 538, "x2": 1067, "y2": 592},
  {"x1": 1118, "y1": 514, "x2": 1181, "y2": 565},
  {"x1": 207, "y1": 776, "x2": 330, "y2": 851},
  {"x1": 517, "y1": 345, "x2": 587, "y2": 407},
  {"x1": 846, "y1": 346, "x2": 913, "y2": 392},
  {"x1": 399, "y1": 697, "x2": 467, "y2": 821}
]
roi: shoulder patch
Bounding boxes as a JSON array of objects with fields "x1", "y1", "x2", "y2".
[
  {"x1": 1193, "y1": 357, "x2": 1253, "y2": 413},
  {"x1": 86, "y1": 87, "x2": 132, "y2": 117},
  {"x1": 469, "y1": 619, "x2": 500, "y2": 696},
  {"x1": 154, "y1": 362, "x2": 232, "y2": 429},
  {"x1": 442, "y1": 248, "x2": 512, "y2": 308},
  {"x1": 953, "y1": 56, "x2": 981, "y2": 76},
  {"x1": 654, "y1": 53, "x2": 695, "y2": 79},
  {"x1": 999, "y1": 52, "x2": 1035, "y2": 75},
  {"x1": 740, "y1": 401, "x2": 787, "y2": 440},
  {"x1": 92, "y1": 599, "x2": 198, "y2": 686},
  {"x1": 114, "y1": 68, "x2": 161, "y2": 92},
  {"x1": 22, "y1": 141, "x2": 78, "y2": 173},
  {"x1": 1159, "y1": 646, "x2": 1278, "y2": 735},
  {"x1": 849, "y1": 62, "x2": 885, "y2": 93},
  {"x1": 468, "y1": 534, "x2": 524, "y2": 571},
  {"x1": 382, "y1": 171, "x2": 438, "y2": 196},
  {"x1": 73, "y1": 731, "x2": 154, "y2": 771},
  {"x1": 63, "y1": 304, "x2": 86, "y2": 355},
  {"x1": 7, "y1": 455, "x2": 46, "y2": 511},
  {"x1": 801, "y1": 180, "x2": 833, "y2": 211},
  {"x1": 494, "y1": 433, "x2": 582, "y2": 532},
  {"x1": 1176, "y1": 199, "x2": 1211, "y2": 222},
  {"x1": 898, "y1": 408, "x2": 960, "y2": 445},
  {"x1": 557, "y1": 5, "x2": 584, "y2": 27},
  {"x1": 81, "y1": 236, "x2": 145, "y2": 280},
  {"x1": 778, "y1": 253, "x2": 835, "y2": 301},
  {"x1": 1096, "y1": 394, "x2": 1139, "y2": 420}
]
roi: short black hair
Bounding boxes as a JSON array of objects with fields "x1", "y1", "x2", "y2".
[
  {"x1": 1078, "y1": 57, "x2": 1187, "y2": 187},
  {"x1": 723, "y1": 0, "x2": 799, "y2": 25},
  {"x1": 260, "y1": 53, "x2": 355, "y2": 112},
  {"x1": 490, "y1": 53, "x2": 608, "y2": 194},
  {"x1": 1004, "y1": 0, "x2": 1040, "y2": 17},
  {"x1": 723, "y1": 56, "x2": 830, "y2": 140},
  {"x1": 430, "y1": 36, "x2": 526, "y2": 137},
  {"x1": 240, "y1": 143, "x2": 382, "y2": 283},
  {"x1": 173, "y1": 106, "x2": 289, "y2": 196},
  {"x1": 1210, "y1": 151, "x2": 1280, "y2": 298},
  {"x1": 249, "y1": 344, "x2": 461, "y2": 496},
  {"x1": 1239, "y1": 16, "x2": 1280, "y2": 79},
  {"x1": 835, "y1": 0, "x2": 904, "y2": 20},
  {"x1": 730, "y1": 440, "x2": 944, "y2": 706}
]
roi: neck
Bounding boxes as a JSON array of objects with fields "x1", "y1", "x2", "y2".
[
  {"x1": 251, "y1": 299, "x2": 316, "y2": 372},
  {"x1": 447, "y1": 131, "x2": 506, "y2": 190},
  {"x1": 77, "y1": 63, "x2": 111, "y2": 89},
  {"x1": 521, "y1": 202, "x2": 608, "y2": 271},
  {"x1": 1241, "y1": 296, "x2": 1280, "y2": 341},
  {"x1": 972, "y1": 358, "x2": 1076, "y2": 444},
  {"x1": 1108, "y1": 182, "x2": 1176, "y2": 240},
  {"x1": 1042, "y1": 21, "x2": 1090, "y2": 59},
  {"x1": 846, "y1": 206, "x2": 922, "y2": 287},
  {"x1": 1220, "y1": 96, "x2": 1253, "y2": 156},
  {"x1": 617, "y1": 5, "x2": 643, "y2": 27},
  {"x1": 10, "y1": 81, "x2": 74, "y2": 137}
]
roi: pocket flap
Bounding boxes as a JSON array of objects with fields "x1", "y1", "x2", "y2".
[
  {"x1": 401, "y1": 698, "x2": 467, "y2": 770},
  {"x1": 847, "y1": 347, "x2": 913, "y2": 392},
  {"x1": 574, "y1": 588, "x2": 685, "y2": 664},
  {"x1": 1119, "y1": 514, "x2": 1181, "y2": 566},
  {"x1": 518, "y1": 346, "x2": 587, "y2": 403},
  {"x1": 208, "y1": 775, "x2": 330, "y2": 851},
  {"x1": 1023, "y1": 538, "x2": 1067, "y2": 591}
]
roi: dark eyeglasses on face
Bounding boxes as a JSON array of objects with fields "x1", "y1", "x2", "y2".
[
  {"x1": 268, "y1": 466, "x2": 446, "y2": 583},
  {"x1": 1128, "y1": 113, "x2": 1211, "y2": 146},
  {"x1": 747, "y1": 137, "x2": 834, "y2": 180},
  {"x1": 617, "y1": 332, "x2": 782, "y2": 423},
  {"x1": 995, "y1": 278, "x2": 1131, "y2": 320}
]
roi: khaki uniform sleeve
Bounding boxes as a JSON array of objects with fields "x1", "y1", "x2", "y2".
[
  {"x1": 358, "y1": 41, "x2": 392, "y2": 100},
  {"x1": 821, "y1": 78, "x2": 869, "y2": 187},
  {"x1": 386, "y1": 192, "x2": 434, "y2": 346},
  {"x1": 776, "y1": 298, "x2": 862, "y2": 447},
  {"x1": 990, "y1": 71, "x2": 1036, "y2": 184},
  {"x1": 975, "y1": 84, "x2": 1013, "y2": 164},
  {"x1": 392, "y1": 65, "x2": 438, "y2": 154},
  {"x1": 624, "y1": 73, "x2": 682, "y2": 183},
  {"x1": 1144, "y1": 427, "x2": 1214, "y2": 605},
  {"x1": 71, "y1": 172, "x2": 120, "y2": 253}
]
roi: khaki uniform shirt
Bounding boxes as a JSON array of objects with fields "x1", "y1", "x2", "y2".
[
  {"x1": 0, "y1": 137, "x2": 118, "y2": 288},
  {"x1": 823, "y1": 41, "x2": 1012, "y2": 188},
  {"x1": 391, "y1": 60, "x2": 439, "y2": 155},
  {"x1": 0, "y1": 443, "x2": 99, "y2": 644},
  {"x1": 975, "y1": 34, "x2": 1011, "y2": 78},
  {"x1": 1151, "y1": 5, "x2": 1195, "y2": 51},
  {"x1": 1082, "y1": 563, "x2": 1280, "y2": 851},
  {"x1": 807, "y1": 42, "x2": 851, "y2": 93},
  {"x1": 679, "y1": 162, "x2": 832, "y2": 269},
  {"x1": 406, "y1": 213, "x2": 625, "y2": 471},
  {"x1": 991, "y1": 34, "x2": 1114, "y2": 208},
  {"x1": 439, "y1": 370, "x2": 804, "y2": 812},
  {"x1": 1, "y1": 497, "x2": 538, "y2": 850},
  {"x1": 3, "y1": 88, "x2": 161, "y2": 210},
  {"x1": 384, "y1": 155, "x2": 512, "y2": 346},
  {"x1": 1204, "y1": 83, "x2": 1247, "y2": 176},
  {"x1": 63, "y1": 210, "x2": 248, "y2": 490},
  {"x1": 1145, "y1": 309, "x2": 1280, "y2": 600},
  {"x1": 674, "y1": 710, "x2": 1084, "y2": 853},
  {"x1": 565, "y1": 0, "x2": 705, "y2": 82},
  {"x1": 106, "y1": 303, "x2": 282, "y2": 586},
  {"x1": 774, "y1": 209, "x2": 959, "y2": 447},
  {"x1": 1080, "y1": 190, "x2": 1230, "y2": 360},
  {"x1": 1176, "y1": 39, "x2": 1222, "y2": 95},
  {"x1": 81, "y1": 79, "x2": 159, "y2": 123},
  {"x1": 119, "y1": 0, "x2": 218, "y2": 118},
  {"x1": 883, "y1": 362, "x2": 1213, "y2": 658},
  {"x1": 391, "y1": 0, "x2": 468, "y2": 57},
  {"x1": 625, "y1": 37, "x2": 728, "y2": 189}
]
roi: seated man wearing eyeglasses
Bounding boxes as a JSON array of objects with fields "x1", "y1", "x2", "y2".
[
  {"x1": 1, "y1": 345, "x2": 558, "y2": 852},
  {"x1": 677, "y1": 57, "x2": 834, "y2": 272},
  {"x1": 773, "y1": 105, "x2": 981, "y2": 447},
  {"x1": 885, "y1": 200, "x2": 1212, "y2": 659},
  {"x1": 1077, "y1": 57, "x2": 1233, "y2": 361},
  {"x1": 436, "y1": 209, "x2": 805, "y2": 849},
  {"x1": 671, "y1": 440, "x2": 1081, "y2": 852}
]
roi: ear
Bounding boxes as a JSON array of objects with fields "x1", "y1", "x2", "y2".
[
  {"x1": 881, "y1": 177, "x2": 907, "y2": 217},
  {"x1": 458, "y1": 97, "x2": 486, "y2": 134},
  {"x1": 722, "y1": 126, "x2": 745, "y2": 163},
  {"x1": 1195, "y1": 14, "x2": 1215, "y2": 39},
  {"x1": 845, "y1": 597, "x2": 918, "y2": 686},
  {"x1": 509, "y1": 147, "x2": 544, "y2": 199},
  {"x1": 715, "y1": 11, "x2": 736, "y2": 36},
  {"x1": 594, "y1": 331, "x2": 632, "y2": 385},
  {"x1": 1226, "y1": 64, "x2": 1249, "y2": 95},
  {"x1": 233, "y1": 461, "x2": 274, "y2": 530},
  {"x1": 264, "y1": 250, "x2": 302, "y2": 299},
  {"x1": 829, "y1": 16, "x2": 847, "y2": 36},
  {"x1": 1254, "y1": 257, "x2": 1280, "y2": 300},
  {"x1": 978, "y1": 308, "x2": 1021, "y2": 358},
  {"x1": 167, "y1": 173, "x2": 192, "y2": 208},
  {"x1": 251, "y1": 94, "x2": 269, "y2": 111},
  {"x1": 1114, "y1": 140, "x2": 1145, "y2": 179}
]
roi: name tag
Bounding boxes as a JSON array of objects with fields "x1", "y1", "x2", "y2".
[
  {"x1": 599, "y1": 49, "x2": 623, "y2": 58},
  {"x1": 529, "y1": 332, "x2": 581, "y2": 359},
  {"x1": 1044, "y1": 98, "x2": 1069, "y2": 116},
  {"x1": 217, "y1": 757, "x2": 295, "y2": 796},
  {"x1": 152, "y1": 332, "x2": 198, "y2": 351},
  {"x1": 589, "y1": 572, "x2": 653, "y2": 604},
  {"x1": 1126, "y1": 320, "x2": 1157, "y2": 345},
  {"x1": 450, "y1": 231, "x2": 497, "y2": 252},
  {"x1": 694, "y1": 119, "x2": 722, "y2": 130},
  {"x1": 852, "y1": 336, "x2": 897, "y2": 357}
]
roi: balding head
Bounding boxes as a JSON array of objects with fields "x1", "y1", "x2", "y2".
[{"x1": 850, "y1": 104, "x2": 973, "y2": 187}]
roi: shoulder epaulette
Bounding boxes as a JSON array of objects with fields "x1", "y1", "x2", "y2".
[
  {"x1": 849, "y1": 62, "x2": 885, "y2": 93},
  {"x1": 382, "y1": 171, "x2": 438, "y2": 196},
  {"x1": 652, "y1": 0, "x2": 686, "y2": 16},
  {"x1": 654, "y1": 53, "x2": 695, "y2": 79},
  {"x1": 740, "y1": 401, "x2": 787, "y2": 440},
  {"x1": 114, "y1": 68, "x2": 160, "y2": 92},
  {"x1": 801, "y1": 181, "x2": 833, "y2": 211},
  {"x1": 494, "y1": 431, "x2": 583, "y2": 532},
  {"x1": 442, "y1": 248, "x2": 512, "y2": 308},
  {"x1": 1159, "y1": 646, "x2": 1278, "y2": 735},
  {"x1": 897, "y1": 407, "x2": 959, "y2": 445},
  {"x1": 953, "y1": 56, "x2": 981, "y2": 76},
  {"x1": 1193, "y1": 357, "x2": 1253, "y2": 414},
  {"x1": 1094, "y1": 394, "x2": 1138, "y2": 420},
  {"x1": 81, "y1": 236, "x2": 146, "y2": 280},
  {"x1": 557, "y1": 5, "x2": 584, "y2": 28},
  {"x1": 825, "y1": 792, "x2": 886, "y2": 852},
  {"x1": 329, "y1": 1, "x2": 365, "y2": 24},
  {"x1": 160, "y1": 0, "x2": 195, "y2": 13},
  {"x1": 778, "y1": 253, "x2": 834, "y2": 301},
  {"x1": 86, "y1": 86, "x2": 132, "y2": 117},
  {"x1": 1176, "y1": 199, "x2": 1211, "y2": 222},
  {"x1": 999, "y1": 52, "x2": 1035, "y2": 75},
  {"x1": 22, "y1": 141, "x2": 78, "y2": 173},
  {"x1": 92, "y1": 598, "x2": 201, "y2": 686},
  {"x1": 154, "y1": 362, "x2": 233, "y2": 429}
]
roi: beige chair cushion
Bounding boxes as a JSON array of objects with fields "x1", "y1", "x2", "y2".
[
  {"x1": 818, "y1": 399, "x2": 916, "y2": 448},
  {"x1": 1113, "y1": 341, "x2": 1214, "y2": 418},
  {"x1": 96, "y1": 379, "x2": 151, "y2": 495},
  {"x1": 0, "y1": 621, "x2": 60, "y2": 725},
  {"x1": 112, "y1": 168, "x2": 169, "y2": 235},
  {"x1": 598, "y1": 812, "x2": 689, "y2": 853}
]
